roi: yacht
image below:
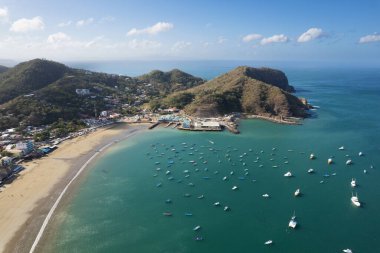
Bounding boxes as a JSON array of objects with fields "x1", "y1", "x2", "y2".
[
  {"x1": 232, "y1": 186, "x2": 238, "y2": 190},
  {"x1": 294, "y1": 189, "x2": 301, "y2": 197},
  {"x1": 310, "y1": 153, "x2": 316, "y2": 160},
  {"x1": 351, "y1": 193, "x2": 361, "y2": 207},
  {"x1": 193, "y1": 225, "x2": 201, "y2": 231},
  {"x1": 307, "y1": 168, "x2": 314, "y2": 173},
  {"x1": 288, "y1": 212, "x2": 297, "y2": 229},
  {"x1": 351, "y1": 178, "x2": 356, "y2": 187},
  {"x1": 328, "y1": 158, "x2": 333, "y2": 164},
  {"x1": 264, "y1": 240, "x2": 273, "y2": 245},
  {"x1": 284, "y1": 171, "x2": 292, "y2": 177},
  {"x1": 346, "y1": 159, "x2": 352, "y2": 165}
]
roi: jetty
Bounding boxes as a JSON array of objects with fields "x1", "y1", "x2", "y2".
[
  {"x1": 148, "y1": 122, "x2": 160, "y2": 129},
  {"x1": 222, "y1": 123, "x2": 240, "y2": 134}
]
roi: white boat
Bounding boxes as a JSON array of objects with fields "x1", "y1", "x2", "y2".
[
  {"x1": 351, "y1": 178, "x2": 356, "y2": 187},
  {"x1": 264, "y1": 240, "x2": 273, "y2": 245},
  {"x1": 262, "y1": 193, "x2": 270, "y2": 198},
  {"x1": 193, "y1": 225, "x2": 201, "y2": 231},
  {"x1": 232, "y1": 186, "x2": 238, "y2": 191},
  {"x1": 364, "y1": 169, "x2": 367, "y2": 174},
  {"x1": 165, "y1": 170, "x2": 171, "y2": 175},
  {"x1": 288, "y1": 212, "x2": 297, "y2": 229},
  {"x1": 222, "y1": 176, "x2": 228, "y2": 181},
  {"x1": 339, "y1": 146, "x2": 345, "y2": 150},
  {"x1": 294, "y1": 189, "x2": 301, "y2": 197},
  {"x1": 328, "y1": 158, "x2": 333, "y2": 164},
  {"x1": 342, "y1": 249, "x2": 353, "y2": 253},
  {"x1": 358, "y1": 152, "x2": 363, "y2": 156},
  {"x1": 284, "y1": 171, "x2": 292, "y2": 177},
  {"x1": 214, "y1": 202, "x2": 221, "y2": 206},
  {"x1": 224, "y1": 206, "x2": 230, "y2": 211},
  {"x1": 346, "y1": 159, "x2": 352, "y2": 165},
  {"x1": 310, "y1": 153, "x2": 315, "y2": 160},
  {"x1": 351, "y1": 193, "x2": 361, "y2": 207},
  {"x1": 307, "y1": 168, "x2": 314, "y2": 173}
]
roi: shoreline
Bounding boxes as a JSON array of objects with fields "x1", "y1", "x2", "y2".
[{"x1": 1, "y1": 122, "x2": 148, "y2": 253}]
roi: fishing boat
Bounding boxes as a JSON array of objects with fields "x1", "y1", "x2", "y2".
[
  {"x1": 294, "y1": 189, "x2": 301, "y2": 197},
  {"x1": 351, "y1": 178, "x2": 356, "y2": 187},
  {"x1": 346, "y1": 159, "x2": 352, "y2": 165},
  {"x1": 342, "y1": 249, "x2": 353, "y2": 253},
  {"x1": 288, "y1": 212, "x2": 297, "y2": 229},
  {"x1": 232, "y1": 186, "x2": 238, "y2": 190},
  {"x1": 264, "y1": 240, "x2": 273, "y2": 245},
  {"x1": 284, "y1": 171, "x2": 292, "y2": 177},
  {"x1": 328, "y1": 158, "x2": 333, "y2": 164},
  {"x1": 351, "y1": 193, "x2": 361, "y2": 207},
  {"x1": 193, "y1": 225, "x2": 201, "y2": 231},
  {"x1": 307, "y1": 168, "x2": 314, "y2": 173},
  {"x1": 310, "y1": 153, "x2": 316, "y2": 160}
]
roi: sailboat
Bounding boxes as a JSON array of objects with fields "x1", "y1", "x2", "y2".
[{"x1": 288, "y1": 211, "x2": 297, "y2": 229}]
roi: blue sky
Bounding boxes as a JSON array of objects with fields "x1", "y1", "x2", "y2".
[{"x1": 0, "y1": 0, "x2": 379, "y2": 64}]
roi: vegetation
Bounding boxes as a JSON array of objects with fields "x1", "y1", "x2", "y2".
[{"x1": 160, "y1": 66, "x2": 308, "y2": 118}]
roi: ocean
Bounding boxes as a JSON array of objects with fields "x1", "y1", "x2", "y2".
[{"x1": 40, "y1": 62, "x2": 380, "y2": 253}]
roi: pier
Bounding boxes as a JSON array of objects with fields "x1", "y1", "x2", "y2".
[{"x1": 148, "y1": 122, "x2": 160, "y2": 129}]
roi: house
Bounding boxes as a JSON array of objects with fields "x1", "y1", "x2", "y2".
[
  {"x1": 15, "y1": 141, "x2": 34, "y2": 156},
  {"x1": 75, "y1": 89, "x2": 90, "y2": 95}
]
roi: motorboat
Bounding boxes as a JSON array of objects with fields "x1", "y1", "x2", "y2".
[
  {"x1": 307, "y1": 168, "x2": 314, "y2": 173},
  {"x1": 232, "y1": 186, "x2": 238, "y2": 190},
  {"x1": 264, "y1": 240, "x2": 273, "y2": 245},
  {"x1": 328, "y1": 158, "x2": 333, "y2": 164},
  {"x1": 288, "y1": 212, "x2": 297, "y2": 229},
  {"x1": 310, "y1": 153, "x2": 316, "y2": 160},
  {"x1": 284, "y1": 171, "x2": 292, "y2": 177},
  {"x1": 197, "y1": 195, "x2": 204, "y2": 199},
  {"x1": 163, "y1": 212, "x2": 172, "y2": 216},
  {"x1": 224, "y1": 206, "x2": 230, "y2": 211},
  {"x1": 294, "y1": 189, "x2": 301, "y2": 197},
  {"x1": 214, "y1": 202, "x2": 221, "y2": 206},
  {"x1": 262, "y1": 193, "x2": 270, "y2": 198},
  {"x1": 342, "y1": 249, "x2": 353, "y2": 253},
  {"x1": 193, "y1": 225, "x2": 201, "y2": 231},
  {"x1": 351, "y1": 178, "x2": 356, "y2": 187},
  {"x1": 222, "y1": 176, "x2": 228, "y2": 181},
  {"x1": 339, "y1": 146, "x2": 345, "y2": 150},
  {"x1": 346, "y1": 159, "x2": 352, "y2": 165},
  {"x1": 358, "y1": 152, "x2": 363, "y2": 156}
]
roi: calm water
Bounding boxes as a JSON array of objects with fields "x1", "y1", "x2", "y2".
[{"x1": 41, "y1": 64, "x2": 380, "y2": 253}]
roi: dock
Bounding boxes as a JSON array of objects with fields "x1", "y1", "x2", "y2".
[
  {"x1": 165, "y1": 122, "x2": 174, "y2": 128},
  {"x1": 148, "y1": 122, "x2": 160, "y2": 129},
  {"x1": 222, "y1": 123, "x2": 240, "y2": 134}
]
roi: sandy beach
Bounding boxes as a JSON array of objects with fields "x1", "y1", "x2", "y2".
[{"x1": 0, "y1": 123, "x2": 148, "y2": 253}]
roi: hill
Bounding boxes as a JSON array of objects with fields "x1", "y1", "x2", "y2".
[
  {"x1": 137, "y1": 69, "x2": 205, "y2": 94},
  {"x1": 0, "y1": 66, "x2": 8, "y2": 73},
  {"x1": 158, "y1": 66, "x2": 308, "y2": 118}
]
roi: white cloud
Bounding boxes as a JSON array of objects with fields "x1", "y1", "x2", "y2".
[
  {"x1": 172, "y1": 41, "x2": 191, "y2": 51},
  {"x1": 359, "y1": 34, "x2": 380, "y2": 44},
  {"x1": 297, "y1": 28, "x2": 324, "y2": 42},
  {"x1": 10, "y1": 16, "x2": 44, "y2": 32},
  {"x1": 76, "y1": 18, "x2": 94, "y2": 27},
  {"x1": 127, "y1": 39, "x2": 161, "y2": 49},
  {"x1": 99, "y1": 16, "x2": 115, "y2": 24},
  {"x1": 47, "y1": 32, "x2": 71, "y2": 43},
  {"x1": 242, "y1": 34, "x2": 262, "y2": 42},
  {"x1": 218, "y1": 36, "x2": 227, "y2": 44},
  {"x1": 127, "y1": 22, "x2": 173, "y2": 36},
  {"x1": 0, "y1": 6, "x2": 9, "y2": 22},
  {"x1": 58, "y1": 20, "x2": 72, "y2": 27},
  {"x1": 260, "y1": 34, "x2": 289, "y2": 45}
]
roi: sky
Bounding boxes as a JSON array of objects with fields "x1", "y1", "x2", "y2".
[{"x1": 0, "y1": 0, "x2": 379, "y2": 65}]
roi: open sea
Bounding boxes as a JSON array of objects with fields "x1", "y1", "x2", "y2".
[{"x1": 41, "y1": 62, "x2": 380, "y2": 253}]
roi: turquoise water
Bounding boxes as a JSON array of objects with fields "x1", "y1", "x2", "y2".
[{"x1": 42, "y1": 67, "x2": 380, "y2": 253}]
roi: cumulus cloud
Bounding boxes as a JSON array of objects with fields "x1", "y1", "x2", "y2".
[
  {"x1": 297, "y1": 28, "x2": 324, "y2": 43},
  {"x1": 242, "y1": 34, "x2": 262, "y2": 42},
  {"x1": 10, "y1": 16, "x2": 44, "y2": 32},
  {"x1": 47, "y1": 32, "x2": 71, "y2": 43},
  {"x1": 58, "y1": 20, "x2": 72, "y2": 27},
  {"x1": 128, "y1": 39, "x2": 161, "y2": 49},
  {"x1": 127, "y1": 22, "x2": 174, "y2": 36},
  {"x1": 172, "y1": 41, "x2": 191, "y2": 51},
  {"x1": 359, "y1": 34, "x2": 380, "y2": 44},
  {"x1": 76, "y1": 18, "x2": 94, "y2": 27},
  {"x1": 0, "y1": 6, "x2": 9, "y2": 22},
  {"x1": 260, "y1": 34, "x2": 289, "y2": 45}
]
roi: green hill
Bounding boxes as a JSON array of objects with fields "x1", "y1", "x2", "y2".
[
  {"x1": 137, "y1": 69, "x2": 205, "y2": 94},
  {"x1": 0, "y1": 65, "x2": 8, "y2": 73},
  {"x1": 159, "y1": 66, "x2": 308, "y2": 118}
]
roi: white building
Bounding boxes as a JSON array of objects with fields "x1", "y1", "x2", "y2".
[{"x1": 75, "y1": 89, "x2": 90, "y2": 95}]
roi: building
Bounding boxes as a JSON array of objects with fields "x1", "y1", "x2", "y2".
[
  {"x1": 194, "y1": 121, "x2": 221, "y2": 130},
  {"x1": 75, "y1": 89, "x2": 90, "y2": 96},
  {"x1": 15, "y1": 141, "x2": 34, "y2": 156}
]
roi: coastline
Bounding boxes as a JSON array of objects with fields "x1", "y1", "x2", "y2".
[{"x1": 0, "y1": 122, "x2": 148, "y2": 253}]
